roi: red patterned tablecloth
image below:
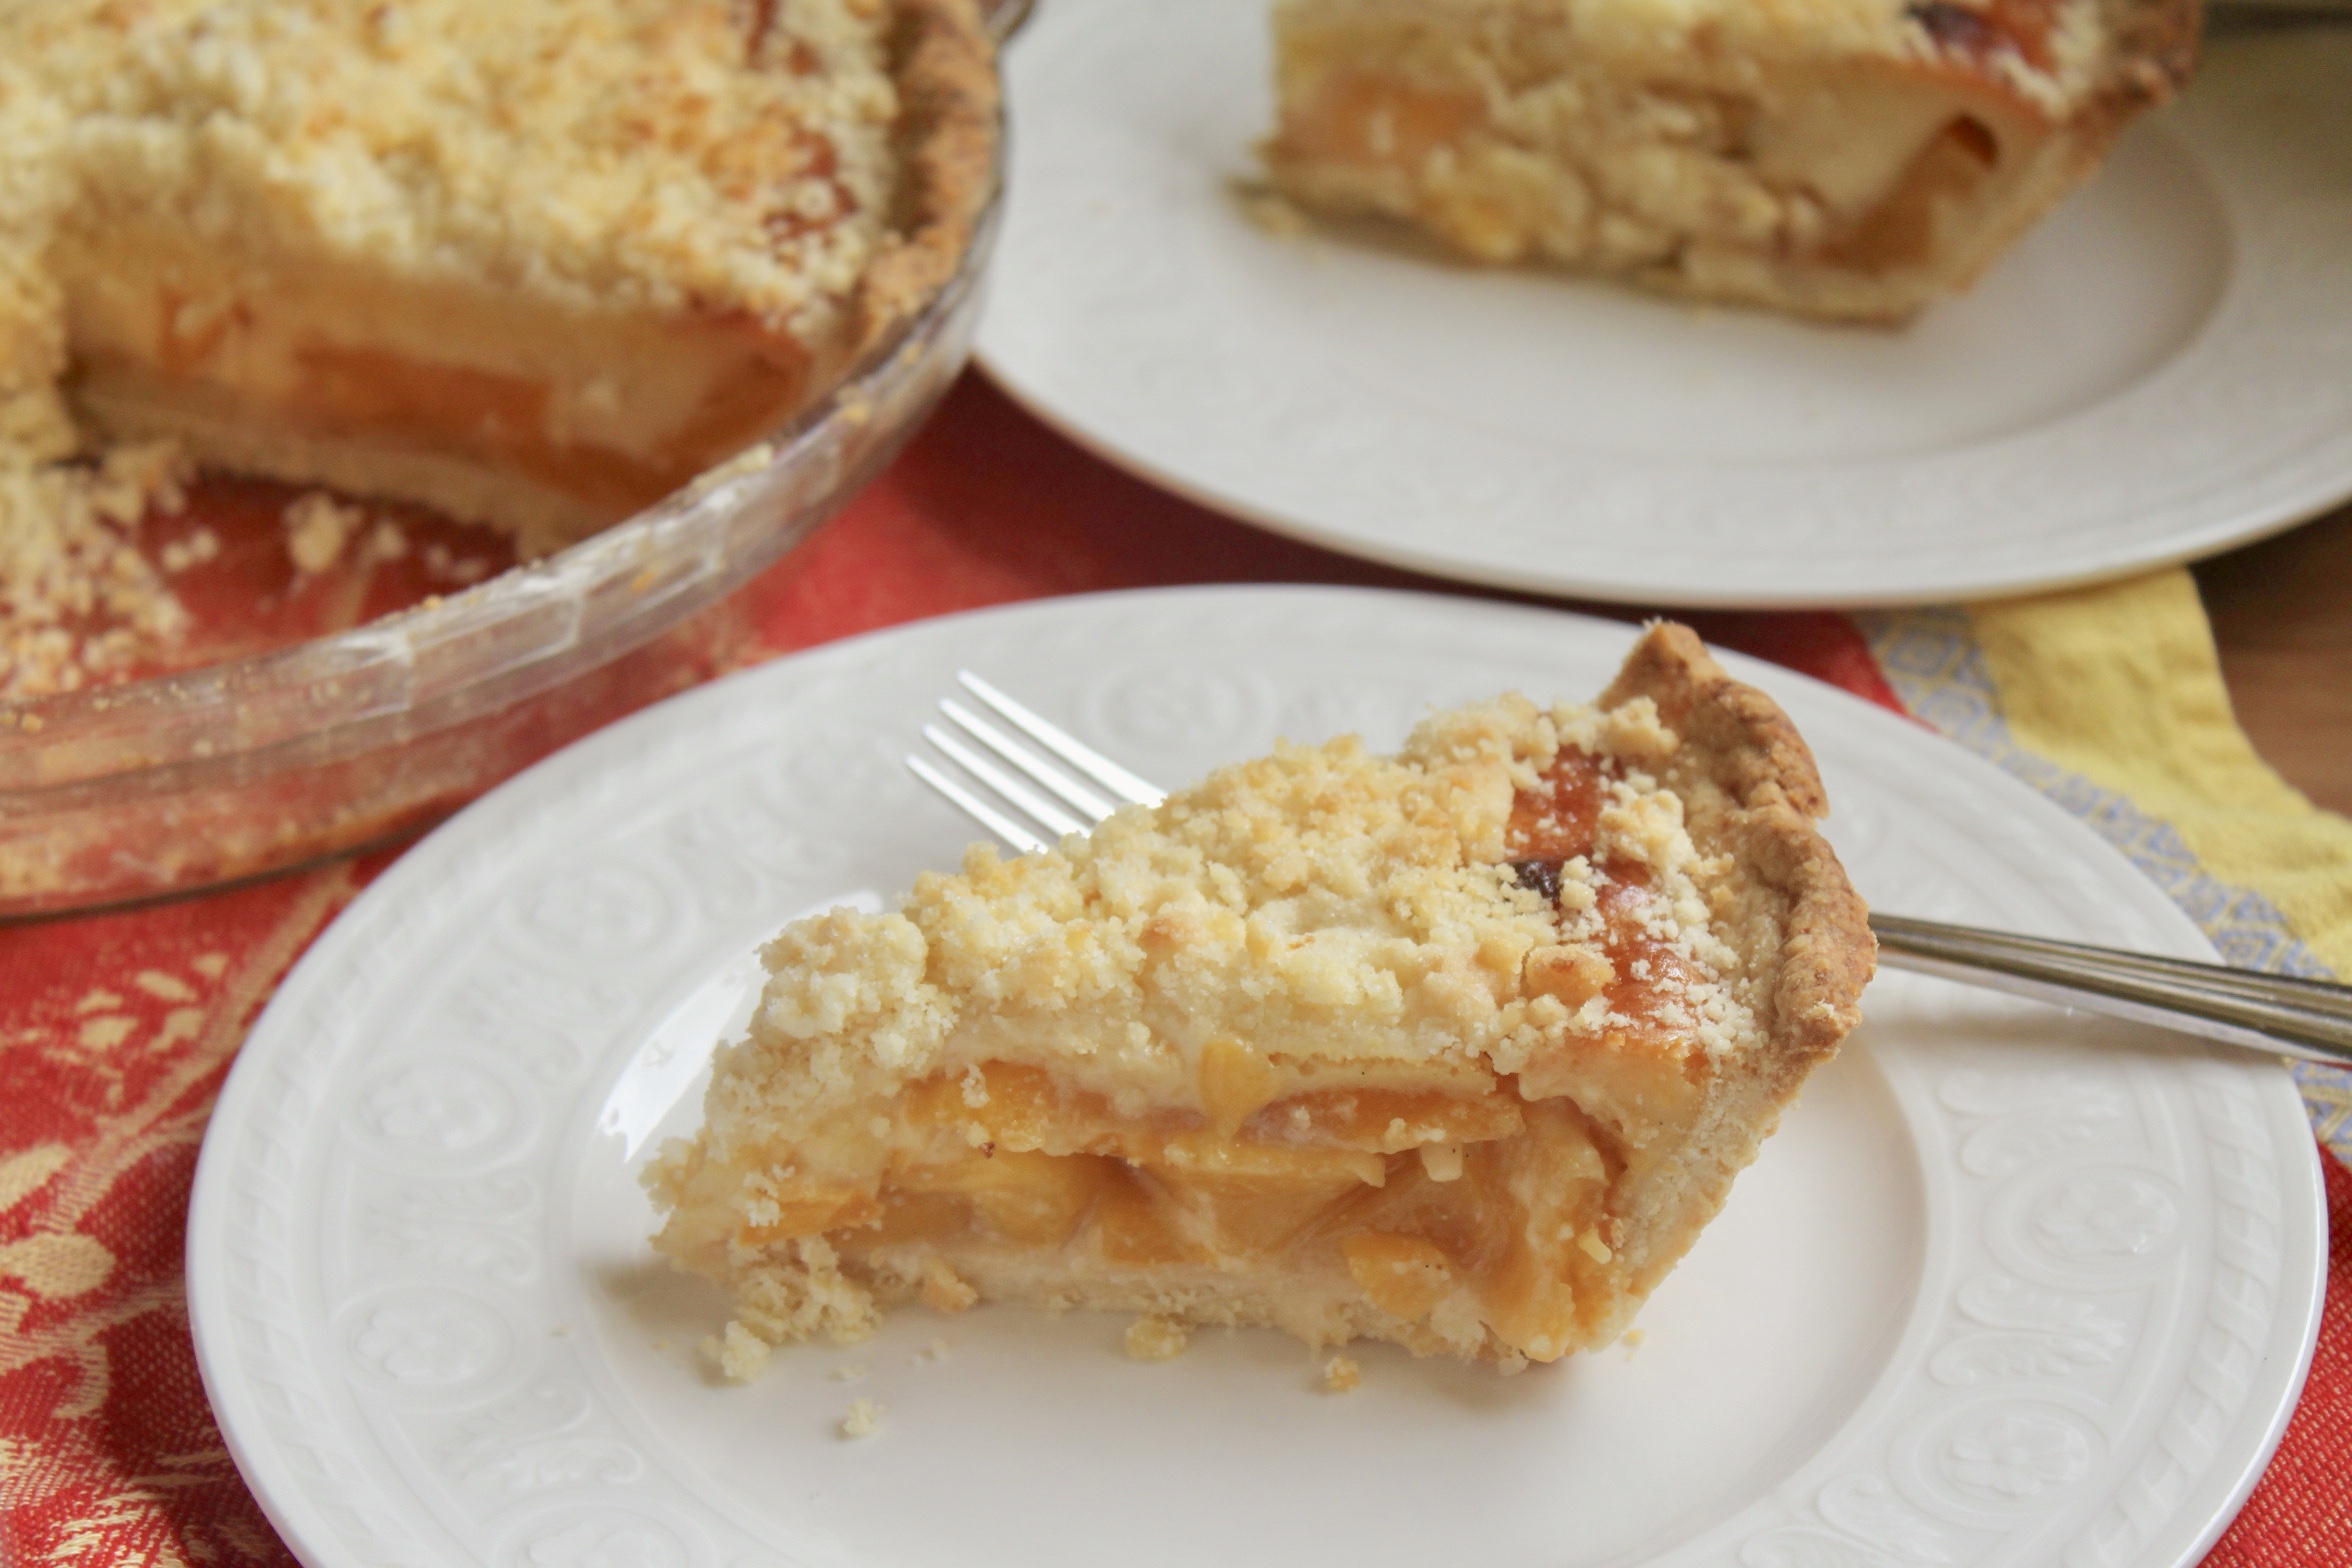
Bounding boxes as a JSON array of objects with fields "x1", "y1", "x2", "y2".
[{"x1": 0, "y1": 376, "x2": 2342, "y2": 1566}]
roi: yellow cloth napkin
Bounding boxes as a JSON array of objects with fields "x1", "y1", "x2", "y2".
[
  {"x1": 1971, "y1": 570, "x2": 2352, "y2": 979},
  {"x1": 1860, "y1": 569, "x2": 2352, "y2": 1159}
]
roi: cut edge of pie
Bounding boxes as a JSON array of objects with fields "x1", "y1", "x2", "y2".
[
  {"x1": 66, "y1": 0, "x2": 999, "y2": 559},
  {"x1": 1258, "y1": 0, "x2": 2198, "y2": 324},
  {"x1": 647, "y1": 623, "x2": 1876, "y2": 1375},
  {"x1": 0, "y1": 0, "x2": 1002, "y2": 678}
]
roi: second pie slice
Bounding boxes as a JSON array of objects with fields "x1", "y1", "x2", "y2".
[{"x1": 649, "y1": 624, "x2": 1875, "y2": 1372}]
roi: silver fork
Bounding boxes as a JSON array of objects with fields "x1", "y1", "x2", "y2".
[{"x1": 908, "y1": 673, "x2": 2352, "y2": 1069}]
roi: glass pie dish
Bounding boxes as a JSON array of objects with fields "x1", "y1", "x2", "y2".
[{"x1": 0, "y1": 153, "x2": 1002, "y2": 920}]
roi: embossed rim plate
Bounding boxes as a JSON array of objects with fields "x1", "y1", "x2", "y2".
[
  {"x1": 975, "y1": 10, "x2": 2352, "y2": 607},
  {"x1": 187, "y1": 586, "x2": 2324, "y2": 1568}
]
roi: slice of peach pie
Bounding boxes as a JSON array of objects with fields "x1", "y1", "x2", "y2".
[
  {"x1": 648, "y1": 625, "x2": 1875, "y2": 1373},
  {"x1": 1260, "y1": 0, "x2": 2197, "y2": 322}
]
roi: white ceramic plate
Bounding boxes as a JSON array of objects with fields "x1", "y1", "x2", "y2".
[
  {"x1": 975, "y1": 12, "x2": 2352, "y2": 607},
  {"x1": 189, "y1": 587, "x2": 2323, "y2": 1568}
]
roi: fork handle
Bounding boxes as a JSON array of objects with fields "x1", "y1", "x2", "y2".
[{"x1": 1871, "y1": 913, "x2": 2352, "y2": 1068}]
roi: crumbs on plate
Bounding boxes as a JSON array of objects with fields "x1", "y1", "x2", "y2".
[{"x1": 1124, "y1": 1317, "x2": 1189, "y2": 1362}]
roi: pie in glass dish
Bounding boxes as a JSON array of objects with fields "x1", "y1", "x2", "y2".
[
  {"x1": 0, "y1": 0, "x2": 995, "y2": 694},
  {"x1": 649, "y1": 625, "x2": 1877, "y2": 1373},
  {"x1": 1257, "y1": 0, "x2": 2197, "y2": 322}
]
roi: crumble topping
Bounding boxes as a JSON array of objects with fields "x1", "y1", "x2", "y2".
[
  {"x1": 1280, "y1": 0, "x2": 2121, "y2": 118},
  {"x1": 11, "y1": 0, "x2": 898, "y2": 329},
  {"x1": 678, "y1": 692, "x2": 1759, "y2": 1182}
]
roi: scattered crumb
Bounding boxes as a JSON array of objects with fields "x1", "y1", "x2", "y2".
[
  {"x1": 1322, "y1": 1355, "x2": 1361, "y2": 1393},
  {"x1": 363, "y1": 519, "x2": 409, "y2": 564},
  {"x1": 830, "y1": 1363, "x2": 868, "y2": 1382},
  {"x1": 702, "y1": 1320, "x2": 770, "y2": 1383},
  {"x1": 910, "y1": 1337, "x2": 950, "y2": 1365},
  {"x1": 283, "y1": 491, "x2": 365, "y2": 576},
  {"x1": 157, "y1": 527, "x2": 219, "y2": 574},
  {"x1": 839, "y1": 1397, "x2": 883, "y2": 1439},
  {"x1": 0, "y1": 440, "x2": 193, "y2": 699},
  {"x1": 918, "y1": 1258, "x2": 976, "y2": 1314},
  {"x1": 421, "y1": 541, "x2": 492, "y2": 584},
  {"x1": 1231, "y1": 176, "x2": 1310, "y2": 240},
  {"x1": 1618, "y1": 1329, "x2": 1645, "y2": 1358},
  {"x1": 1124, "y1": 1317, "x2": 1189, "y2": 1362}
]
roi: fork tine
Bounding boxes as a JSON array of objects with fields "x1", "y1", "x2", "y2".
[
  {"x1": 955, "y1": 672, "x2": 1166, "y2": 807},
  {"x1": 939, "y1": 699, "x2": 1119, "y2": 822},
  {"x1": 921, "y1": 724, "x2": 1089, "y2": 840},
  {"x1": 906, "y1": 755, "x2": 1051, "y2": 855}
]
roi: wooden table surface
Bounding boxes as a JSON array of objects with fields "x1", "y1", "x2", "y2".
[{"x1": 2197, "y1": 500, "x2": 2352, "y2": 818}]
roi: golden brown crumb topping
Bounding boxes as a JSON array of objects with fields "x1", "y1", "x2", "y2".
[
  {"x1": 7, "y1": 0, "x2": 898, "y2": 329},
  {"x1": 1280, "y1": 0, "x2": 2131, "y2": 115},
  {"x1": 687, "y1": 692, "x2": 1760, "y2": 1193}
]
